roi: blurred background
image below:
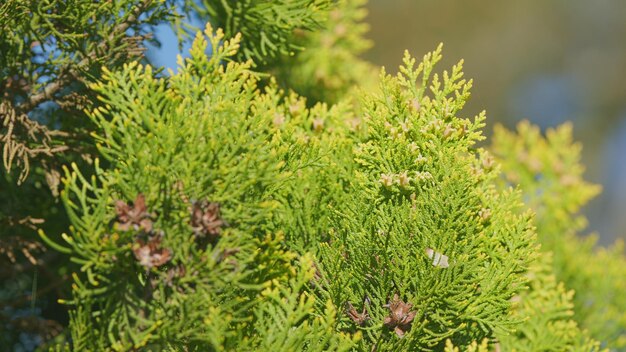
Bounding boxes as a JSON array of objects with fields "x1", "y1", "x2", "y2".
[
  {"x1": 148, "y1": 0, "x2": 626, "y2": 244},
  {"x1": 364, "y1": 0, "x2": 626, "y2": 244}
]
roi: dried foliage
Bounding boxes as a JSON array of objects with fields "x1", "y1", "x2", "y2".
[
  {"x1": 346, "y1": 299, "x2": 370, "y2": 326},
  {"x1": 1, "y1": 102, "x2": 68, "y2": 184}
]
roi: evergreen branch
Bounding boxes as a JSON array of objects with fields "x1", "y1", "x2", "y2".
[{"x1": 16, "y1": 0, "x2": 153, "y2": 114}]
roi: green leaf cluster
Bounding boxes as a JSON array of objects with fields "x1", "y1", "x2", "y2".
[
  {"x1": 491, "y1": 121, "x2": 626, "y2": 350},
  {"x1": 1, "y1": 2, "x2": 177, "y2": 348},
  {"x1": 187, "y1": 0, "x2": 332, "y2": 64},
  {"x1": 43, "y1": 26, "x2": 359, "y2": 351},
  {"x1": 2, "y1": 1, "x2": 625, "y2": 351},
  {"x1": 40, "y1": 22, "x2": 618, "y2": 351}
]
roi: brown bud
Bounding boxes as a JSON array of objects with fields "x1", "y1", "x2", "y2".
[
  {"x1": 114, "y1": 194, "x2": 154, "y2": 232},
  {"x1": 478, "y1": 208, "x2": 492, "y2": 222},
  {"x1": 347, "y1": 117, "x2": 362, "y2": 131},
  {"x1": 190, "y1": 200, "x2": 225, "y2": 241},
  {"x1": 273, "y1": 113, "x2": 286, "y2": 127},
  {"x1": 383, "y1": 294, "x2": 417, "y2": 337},
  {"x1": 481, "y1": 154, "x2": 495, "y2": 170},
  {"x1": 346, "y1": 301, "x2": 370, "y2": 326},
  {"x1": 165, "y1": 264, "x2": 186, "y2": 286},
  {"x1": 288, "y1": 103, "x2": 301, "y2": 116},
  {"x1": 132, "y1": 234, "x2": 172, "y2": 269},
  {"x1": 409, "y1": 98, "x2": 420, "y2": 112},
  {"x1": 312, "y1": 118, "x2": 324, "y2": 132}
]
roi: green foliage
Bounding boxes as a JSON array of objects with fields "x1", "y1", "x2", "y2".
[
  {"x1": 182, "y1": 0, "x2": 375, "y2": 104},
  {"x1": 443, "y1": 339, "x2": 490, "y2": 352},
  {"x1": 1, "y1": 1, "x2": 177, "y2": 349},
  {"x1": 0, "y1": 0, "x2": 174, "y2": 181},
  {"x1": 40, "y1": 26, "x2": 358, "y2": 350},
  {"x1": 3, "y1": 1, "x2": 626, "y2": 351},
  {"x1": 188, "y1": 0, "x2": 332, "y2": 64},
  {"x1": 273, "y1": 0, "x2": 377, "y2": 104},
  {"x1": 497, "y1": 253, "x2": 602, "y2": 351},
  {"x1": 491, "y1": 121, "x2": 626, "y2": 349},
  {"x1": 313, "y1": 48, "x2": 537, "y2": 350},
  {"x1": 38, "y1": 25, "x2": 563, "y2": 351}
]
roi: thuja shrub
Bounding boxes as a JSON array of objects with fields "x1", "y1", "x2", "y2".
[
  {"x1": 0, "y1": 1, "x2": 615, "y2": 351},
  {"x1": 36, "y1": 21, "x2": 625, "y2": 351},
  {"x1": 491, "y1": 122, "x2": 626, "y2": 349}
]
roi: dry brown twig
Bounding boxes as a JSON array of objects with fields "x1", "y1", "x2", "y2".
[{"x1": 0, "y1": 0, "x2": 153, "y2": 183}]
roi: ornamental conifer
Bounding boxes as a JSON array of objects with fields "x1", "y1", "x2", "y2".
[{"x1": 1, "y1": 1, "x2": 624, "y2": 350}]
